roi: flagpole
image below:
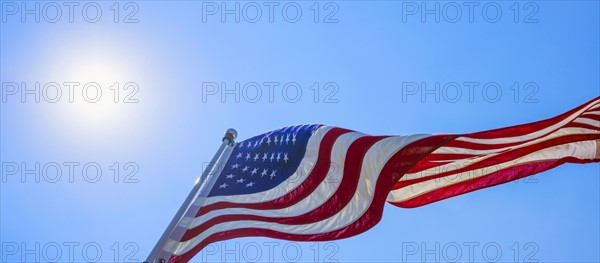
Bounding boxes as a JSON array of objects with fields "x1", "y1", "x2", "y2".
[{"x1": 145, "y1": 129, "x2": 237, "y2": 263}]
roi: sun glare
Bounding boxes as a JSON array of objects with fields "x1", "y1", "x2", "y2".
[{"x1": 44, "y1": 38, "x2": 143, "y2": 134}]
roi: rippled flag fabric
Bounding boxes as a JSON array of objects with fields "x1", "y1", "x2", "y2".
[{"x1": 161, "y1": 97, "x2": 600, "y2": 262}]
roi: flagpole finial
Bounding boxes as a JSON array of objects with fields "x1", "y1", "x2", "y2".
[{"x1": 223, "y1": 128, "x2": 237, "y2": 146}]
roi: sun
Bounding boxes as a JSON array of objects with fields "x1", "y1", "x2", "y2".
[
  {"x1": 37, "y1": 35, "x2": 145, "y2": 138},
  {"x1": 61, "y1": 53, "x2": 127, "y2": 128}
]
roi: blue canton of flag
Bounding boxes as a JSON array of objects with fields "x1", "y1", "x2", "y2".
[{"x1": 208, "y1": 124, "x2": 320, "y2": 197}]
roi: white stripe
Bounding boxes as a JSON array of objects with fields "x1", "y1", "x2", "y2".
[
  {"x1": 584, "y1": 111, "x2": 600, "y2": 115},
  {"x1": 401, "y1": 127, "x2": 598, "y2": 181},
  {"x1": 432, "y1": 146, "x2": 505, "y2": 156},
  {"x1": 456, "y1": 100, "x2": 598, "y2": 145},
  {"x1": 434, "y1": 127, "x2": 598, "y2": 156},
  {"x1": 191, "y1": 126, "x2": 334, "y2": 207},
  {"x1": 178, "y1": 132, "x2": 365, "y2": 229},
  {"x1": 166, "y1": 134, "x2": 430, "y2": 256},
  {"x1": 388, "y1": 140, "x2": 598, "y2": 203},
  {"x1": 573, "y1": 117, "x2": 600, "y2": 128}
]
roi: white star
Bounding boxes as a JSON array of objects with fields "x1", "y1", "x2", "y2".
[
  {"x1": 236, "y1": 152, "x2": 243, "y2": 159},
  {"x1": 253, "y1": 153, "x2": 260, "y2": 161},
  {"x1": 226, "y1": 174, "x2": 235, "y2": 179},
  {"x1": 231, "y1": 163, "x2": 239, "y2": 169},
  {"x1": 270, "y1": 170, "x2": 277, "y2": 179},
  {"x1": 236, "y1": 178, "x2": 246, "y2": 184},
  {"x1": 238, "y1": 142, "x2": 244, "y2": 147},
  {"x1": 280, "y1": 135, "x2": 284, "y2": 145},
  {"x1": 250, "y1": 167, "x2": 258, "y2": 175},
  {"x1": 292, "y1": 133, "x2": 297, "y2": 144},
  {"x1": 276, "y1": 153, "x2": 281, "y2": 162},
  {"x1": 245, "y1": 181, "x2": 255, "y2": 188},
  {"x1": 242, "y1": 166, "x2": 249, "y2": 173},
  {"x1": 285, "y1": 134, "x2": 290, "y2": 144},
  {"x1": 254, "y1": 141, "x2": 259, "y2": 147},
  {"x1": 261, "y1": 169, "x2": 268, "y2": 177},
  {"x1": 269, "y1": 153, "x2": 275, "y2": 162},
  {"x1": 219, "y1": 183, "x2": 228, "y2": 189},
  {"x1": 262, "y1": 153, "x2": 268, "y2": 162},
  {"x1": 283, "y1": 153, "x2": 289, "y2": 163},
  {"x1": 245, "y1": 153, "x2": 251, "y2": 161},
  {"x1": 274, "y1": 136, "x2": 279, "y2": 144},
  {"x1": 247, "y1": 142, "x2": 252, "y2": 148},
  {"x1": 266, "y1": 136, "x2": 272, "y2": 145}
]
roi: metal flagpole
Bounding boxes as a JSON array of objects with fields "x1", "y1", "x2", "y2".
[{"x1": 145, "y1": 129, "x2": 238, "y2": 263}]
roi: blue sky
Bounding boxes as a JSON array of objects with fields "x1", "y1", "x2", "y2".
[{"x1": 1, "y1": 1, "x2": 599, "y2": 262}]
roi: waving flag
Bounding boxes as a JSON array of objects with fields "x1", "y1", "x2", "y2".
[{"x1": 156, "y1": 97, "x2": 600, "y2": 262}]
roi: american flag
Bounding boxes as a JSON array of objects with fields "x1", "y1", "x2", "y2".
[{"x1": 160, "y1": 97, "x2": 599, "y2": 262}]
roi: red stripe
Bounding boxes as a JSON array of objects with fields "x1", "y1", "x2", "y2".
[
  {"x1": 407, "y1": 153, "x2": 489, "y2": 173},
  {"x1": 170, "y1": 135, "x2": 454, "y2": 263},
  {"x1": 391, "y1": 156, "x2": 599, "y2": 208},
  {"x1": 393, "y1": 133, "x2": 599, "y2": 189},
  {"x1": 444, "y1": 138, "x2": 543, "y2": 151},
  {"x1": 564, "y1": 122, "x2": 600, "y2": 131},
  {"x1": 177, "y1": 136, "x2": 387, "y2": 242},
  {"x1": 462, "y1": 97, "x2": 598, "y2": 139},
  {"x1": 417, "y1": 153, "x2": 485, "y2": 161},
  {"x1": 580, "y1": 114, "x2": 600, "y2": 121},
  {"x1": 445, "y1": 113, "x2": 598, "y2": 152}
]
